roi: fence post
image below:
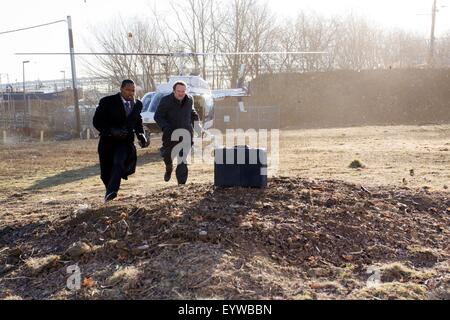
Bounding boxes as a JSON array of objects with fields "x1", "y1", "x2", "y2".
[
  {"x1": 40, "y1": 130, "x2": 44, "y2": 143},
  {"x1": 87, "y1": 128, "x2": 90, "y2": 140},
  {"x1": 2, "y1": 130, "x2": 6, "y2": 144}
]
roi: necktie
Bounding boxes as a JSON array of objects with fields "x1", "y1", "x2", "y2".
[{"x1": 125, "y1": 101, "x2": 131, "y2": 116}]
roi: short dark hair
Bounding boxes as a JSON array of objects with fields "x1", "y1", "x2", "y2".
[
  {"x1": 173, "y1": 81, "x2": 187, "y2": 91},
  {"x1": 121, "y1": 79, "x2": 135, "y2": 88}
]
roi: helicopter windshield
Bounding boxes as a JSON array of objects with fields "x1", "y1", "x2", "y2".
[
  {"x1": 142, "y1": 92, "x2": 155, "y2": 112},
  {"x1": 148, "y1": 92, "x2": 167, "y2": 113}
]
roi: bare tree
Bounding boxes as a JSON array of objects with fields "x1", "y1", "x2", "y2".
[
  {"x1": 435, "y1": 32, "x2": 450, "y2": 66},
  {"x1": 245, "y1": 2, "x2": 279, "y2": 78},
  {"x1": 379, "y1": 30, "x2": 428, "y2": 68},
  {"x1": 154, "y1": 0, "x2": 221, "y2": 79},
  {"x1": 333, "y1": 14, "x2": 383, "y2": 70},
  {"x1": 84, "y1": 16, "x2": 164, "y2": 93},
  {"x1": 83, "y1": 0, "x2": 449, "y2": 93},
  {"x1": 215, "y1": 0, "x2": 255, "y2": 87},
  {"x1": 285, "y1": 12, "x2": 340, "y2": 72}
]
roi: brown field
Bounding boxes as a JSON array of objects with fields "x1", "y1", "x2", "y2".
[{"x1": 0, "y1": 124, "x2": 449, "y2": 300}]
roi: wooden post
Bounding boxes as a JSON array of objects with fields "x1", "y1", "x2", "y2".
[
  {"x1": 2, "y1": 130, "x2": 6, "y2": 144},
  {"x1": 40, "y1": 130, "x2": 44, "y2": 143},
  {"x1": 86, "y1": 128, "x2": 90, "y2": 140}
]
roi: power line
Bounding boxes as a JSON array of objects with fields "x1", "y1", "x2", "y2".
[{"x1": 0, "y1": 20, "x2": 66, "y2": 35}]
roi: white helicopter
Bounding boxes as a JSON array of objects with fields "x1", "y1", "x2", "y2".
[{"x1": 140, "y1": 63, "x2": 248, "y2": 134}]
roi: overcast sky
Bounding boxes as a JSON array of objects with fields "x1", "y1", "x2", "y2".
[{"x1": 0, "y1": 0, "x2": 448, "y2": 83}]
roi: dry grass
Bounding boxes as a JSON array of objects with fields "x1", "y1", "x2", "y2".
[
  {"x1": 379, "y1": 263, "x2": 435, "y2": 283},
  {"x1": 25, "y1": 255, "x2": 60, "y2": 275},
  {"x1": 107, "y1": 266, "x2": 142, "y2": 289},
  {"x1": 0, "y1": 125, "x2": 449, "y2": 207},
  {"x1": 349, "y1": 282, "x2": 428, "y2": 300},
  {"x1": 0, "y1": 124, "x2": 449, "y2": 300},
  {"x1": 2, "y1": 295, "x2": 23, "y2": 300},
  {"x1": 278, "y1": 125, "x2": 450, "y2": 191}
]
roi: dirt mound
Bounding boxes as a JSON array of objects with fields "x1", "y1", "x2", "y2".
[
  {"x1": 0, "y1": 177, "x2": 449, "y2": 300},
  {"x1": 237, "y1": 69, "x2": 450, "y2": 128}
]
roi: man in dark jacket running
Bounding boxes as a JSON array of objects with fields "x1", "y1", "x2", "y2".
[
  {"x1": 154, "y1": 81, "x2": 200, "y2": 184},
  {"x1": 93, "y1": 79, "x2": 149, "y2": 202}
]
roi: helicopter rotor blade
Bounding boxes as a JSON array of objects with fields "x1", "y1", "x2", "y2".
[
  {"x1": 15, "y1": 52, "x2": 172, "y2": 56},
  {"x1": 16, "y1": 51, "x2": 327, "y2": 57},
  {"x1": 197, "y1": 51, "x2": 328, "y2": 56}
]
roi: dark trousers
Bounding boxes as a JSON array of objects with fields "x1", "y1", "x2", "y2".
[
  {"x1": 98, "y1": 142, "x2": 129, "y2": 195},
  {"x1": 161, "y1": 143, "x2": 191, "y2": 184}
]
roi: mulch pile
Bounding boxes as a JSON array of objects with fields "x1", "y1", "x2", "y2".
[{"x1": 1, "y1": 177, "x2": 449, "y2": 300}]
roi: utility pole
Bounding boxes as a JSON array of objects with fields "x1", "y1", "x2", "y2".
[
  {"x1": 67, "y1": 15, "x2": 81, "y2": 137},
  {"x1": 22, "y1": 61, "x2": 30, "y2": 131},
  {"x1": 429, "y1": 0, "x2": 437, "y2": 67},
  {"x1": 60, "y1": 70, "x2": 66, "y2": 90},
  {"x1": 60, "y1": 70, "x2": 67, "y2": 106},
  {"x1": 22, "y1": 60, "x2": 30, "y2": 109}
]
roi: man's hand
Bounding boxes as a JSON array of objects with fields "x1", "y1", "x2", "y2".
[
  {"x1": 162, "y1": 126, "x2": 172, "y2": 142},
  {"x1": 193, "y1": 122, "x2": 204, "y2": 138},
  {"x1": 110, "y1": 127, "x2": 128, "y2": 140},
  {"x1": 201, "y1": 129, "x2": 208, "y2": 138},
  {"x1": 137, "y1": 133, "x2": 149, "y2": 148}
]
